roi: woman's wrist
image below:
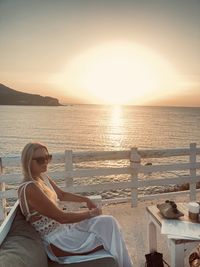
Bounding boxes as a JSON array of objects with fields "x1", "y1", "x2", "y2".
[{"x1": 87, "y1": 209, "x2": 96, "y2": 218}]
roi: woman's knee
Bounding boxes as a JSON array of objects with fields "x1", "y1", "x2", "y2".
[{"x1": 98, "y1": 215, "x2": 120, "y2": 228}]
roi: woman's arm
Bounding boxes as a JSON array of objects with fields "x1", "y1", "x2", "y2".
[
  {"x1": 25, "y1": 183, "x2": 101, "y2": 224},
  {"x1": 48, "y1": 177, "x2": 97, "y2": 209}
]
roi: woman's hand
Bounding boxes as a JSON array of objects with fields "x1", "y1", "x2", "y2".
[
  {"x1": 86, "y1": 198, "x2": 97, "y2": 210},
  {"x1": 89, "y1": 207, "x2": 102, "y2": 218}
]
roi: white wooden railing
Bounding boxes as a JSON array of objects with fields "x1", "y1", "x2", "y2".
[{"x1": 1, "y1": 143, "x2": 200, "y2": 221}]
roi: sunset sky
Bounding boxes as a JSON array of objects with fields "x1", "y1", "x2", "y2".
[{"x1": 0, "y1": 0, "x2": 199, "y2": 106}]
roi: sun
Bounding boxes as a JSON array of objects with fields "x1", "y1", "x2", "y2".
[{"x1": 55, "y1": 41, "x2": 183, "y2": 105}]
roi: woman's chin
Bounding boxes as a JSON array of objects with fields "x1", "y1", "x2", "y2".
[{"x1": 41, "y1": 166, "x2": 47, "y2": 172}]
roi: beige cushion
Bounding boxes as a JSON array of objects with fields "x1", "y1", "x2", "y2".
[{"x1": 0, "y1": 207, "x2": 118, "y2": 267}]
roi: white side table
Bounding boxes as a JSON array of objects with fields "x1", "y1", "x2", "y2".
[{"x1": 146, "y1": 204, "x2": 200, "y2": 267}]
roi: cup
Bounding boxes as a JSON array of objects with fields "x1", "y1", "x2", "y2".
[{"x1": 188, "y1": 202, "x2": 199, "y2": 222}]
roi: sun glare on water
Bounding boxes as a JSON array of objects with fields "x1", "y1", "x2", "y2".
[{"x1": 56, "y1": 42, "x2": 183, "y2": 105}]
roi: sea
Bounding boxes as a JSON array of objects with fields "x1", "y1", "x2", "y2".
[
  {"x1": 1, "y1": 104, "x2": 200, "y2": 198},
  {"x1": 1, "y1": 104, "x2": 200, "y2": 155}
]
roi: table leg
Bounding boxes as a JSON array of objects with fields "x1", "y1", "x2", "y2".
[
  {"x1": 168, "y1": 239, "x2": 185, "y2": 267},
  {"x1": 148, "y1": 220, "x2": 157, "y2": 252}
]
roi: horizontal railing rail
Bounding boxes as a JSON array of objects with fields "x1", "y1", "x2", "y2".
[{"x1": 1, "y1": 143, "x2": 200, "y2": 221}]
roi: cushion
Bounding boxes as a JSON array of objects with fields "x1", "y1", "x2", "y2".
[
  {"x1": 0, "y1": 207, "x2": 118, "y2": 267},
  {"x1": 0, "y1": 207, "x2": 48, "y2": 267}
]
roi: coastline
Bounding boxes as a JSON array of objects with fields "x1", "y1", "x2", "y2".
[{"x1": 0, "y1": 83, "x2": 62, "y2": 106}]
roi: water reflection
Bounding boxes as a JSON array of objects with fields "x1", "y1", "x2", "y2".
[
  {"x1": 110, "y1": 105, "x2": 122, "y2": 125},
  {"x1": 108, "y1": 105, "x2": 124, "y2": 149}
]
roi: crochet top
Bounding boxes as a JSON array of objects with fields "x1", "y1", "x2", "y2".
[{"x1": 18, "y1": 176, "x2": 62, "y2": 238}]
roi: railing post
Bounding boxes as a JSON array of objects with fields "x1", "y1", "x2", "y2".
[
  {"x1": 65, "y1": 150, "x2": 73, "y2": 191},
  {"x1": 130, "y1": 147, "x2": 141, "y2": 207},
  {"x1": 189, "y1": 143, "x2": 197, "y2": 201}
]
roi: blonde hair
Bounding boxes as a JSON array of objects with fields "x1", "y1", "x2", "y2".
[{"x1": 21, "y1": 142, "x2": 48, "y2": 182}]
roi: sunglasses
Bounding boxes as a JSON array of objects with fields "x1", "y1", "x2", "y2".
[{"x1": 32, "y1": 154, "x2": 52, "y2": 165}]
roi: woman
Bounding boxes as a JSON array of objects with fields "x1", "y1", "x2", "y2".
[{"x1": 18, "y1": 142, "x2": 133, "y2": 267}]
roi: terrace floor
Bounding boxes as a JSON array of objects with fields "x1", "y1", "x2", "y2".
[{"x1": 103, "y1": 193, "x2": 200, "y2": 267}]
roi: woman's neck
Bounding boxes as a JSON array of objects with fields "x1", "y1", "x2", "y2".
[{"x1": 33, "y1": 174, "x2": 44, "y2": 181}]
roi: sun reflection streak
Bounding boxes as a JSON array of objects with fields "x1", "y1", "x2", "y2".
[
  {"x1": 107, "y1": 105, "x2": 124, "y2": 149},
  {"x1": 110, "y1": 105, "x2": 122, "y2": 125}
]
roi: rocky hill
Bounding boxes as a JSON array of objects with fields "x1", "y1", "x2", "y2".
[{"x1": 0, "y1": 83, "x2": 61, "y2": 106}]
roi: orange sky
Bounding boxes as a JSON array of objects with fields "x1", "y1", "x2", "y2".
[{"x1": 0, "y1": 0, "x2": 199, "y2": 106}]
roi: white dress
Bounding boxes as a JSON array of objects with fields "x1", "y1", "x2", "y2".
[{"x1": 18, "y1": 177, "x2": 133, "y2": 267}]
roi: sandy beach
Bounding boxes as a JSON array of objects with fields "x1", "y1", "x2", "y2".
[{"x1": 103, "y1": 194, "x2": 200, "y2": 267}]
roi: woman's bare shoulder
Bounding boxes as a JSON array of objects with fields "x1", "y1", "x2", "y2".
[
  {"x1": 18, "y1": 181, "x2": 43, "y2": 199},
  {"x1": 25, "y1": 181, "x2": 42, "y2": 193}
]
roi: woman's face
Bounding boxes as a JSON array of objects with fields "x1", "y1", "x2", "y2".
[{"x1": 30, "y1": 147, "x2": 51, "y2": 178}]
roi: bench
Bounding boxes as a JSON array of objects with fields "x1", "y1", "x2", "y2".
[{"x1": 0, "y1": 202, "x2": 118, "y2": 267}]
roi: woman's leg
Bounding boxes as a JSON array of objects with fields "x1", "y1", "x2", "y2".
[
  {"x1": 78, "y1": 215, "x2": 133, "y2": 267},
  {"x1": 50, "y1": 244, "x2": 104, "y2": 257}
]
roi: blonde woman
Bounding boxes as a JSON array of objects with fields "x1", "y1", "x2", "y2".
[{"x1": 18, "y1": 142, "x2": 133, "y2": 267}]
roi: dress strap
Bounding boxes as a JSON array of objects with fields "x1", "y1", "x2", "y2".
[{"x1": 18, "y1": 181, "x2": 35, "y2": 220}]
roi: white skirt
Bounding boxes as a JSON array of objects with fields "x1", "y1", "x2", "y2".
[
  {"x1": 46, "y1": 218, "x2": 103, "y2": 253},
  {"x1": 43, "y1": 215, "x2": 133, "y2": 267}
]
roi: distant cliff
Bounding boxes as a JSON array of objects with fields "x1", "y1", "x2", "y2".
[{"x1": 0, "y1": 83, "x2": 62, "y2": 106}]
